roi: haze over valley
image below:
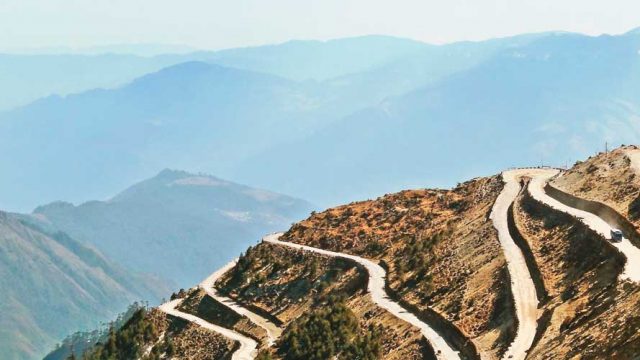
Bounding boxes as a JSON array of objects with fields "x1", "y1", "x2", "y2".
[
  {"x1": 1, "y1": 5, "x2": 640, "y2": 358},
  {"x1": 2, "y1": 29, "x2": 639, "y2": 212}
]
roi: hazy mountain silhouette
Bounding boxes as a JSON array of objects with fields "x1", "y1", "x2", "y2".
[
  {"x1": 233, "y1": 31, "x2": 640, "y2": 205},
  {"x1": 0, "y1": 35, "x2": 533, "y2": 211},
  {"x1": 195, "y1": 35, "x2": 428, "y2": 81},
  {"x1": 32, "y1": 169, "x2": 314, "y2": 286},
  {"x1": 0, "y1": 62, "x2": 335, "y2": 211},
  {"x1": 1, "y1": 31, "x2": 638, "y2": 210},
  {"x1": 0, "y1": 35, "x2": 427, "y2": 111},
  {"x1": 0, "y1": 53, "x2": 189, "y2": 111}
]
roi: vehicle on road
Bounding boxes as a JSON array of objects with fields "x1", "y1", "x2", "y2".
[{"x1": 610, "y1": 229, "x2": 623, "y2": 242}]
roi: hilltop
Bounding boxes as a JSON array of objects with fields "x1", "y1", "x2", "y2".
[{"x1": 31, "y1": 169, "x2": 314, "y2": 286}]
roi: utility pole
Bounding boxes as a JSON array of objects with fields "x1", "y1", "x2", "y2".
[{"x1": 605, "y1": 141, "x2": 609, "y2": 154}]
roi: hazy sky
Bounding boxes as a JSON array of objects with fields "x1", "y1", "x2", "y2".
[{"x1": 1, "y1": 0, "x2": 639, "y2": 51}]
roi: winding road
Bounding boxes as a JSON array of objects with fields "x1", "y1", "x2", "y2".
[
  {"x1": 157, "y1": 161, "x2": 640, "y2": 360},
  {"x1": 158, "y1": 298, "x2": 259, "y2": 360},
  {"x1": 200, "y1": 260, "x2": 282, "y2": 346},
  {"x1": 529, "y1": 173, "x2": 640, "y2": 282},
  {"x1": 490, "y1": 168, "x2": 557, "y2": 360},
  {"x1": 263, "y1": 233, "x2": 461, "y2": 360}
]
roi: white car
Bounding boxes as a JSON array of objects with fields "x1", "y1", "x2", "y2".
[{"x1": 610, "y1": 229, "x2": 623, "y2": 242}]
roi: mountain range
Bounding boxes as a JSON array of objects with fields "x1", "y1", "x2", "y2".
[
  {"x1": 1, "y1": 31, "x2": 639, "y2": 212},
  {"x1": 0, "y1": 35, "x2": 427, "y2": 111},
  {"x1": 29, "y1": 169, "x2": 314, "y2": 286},
  {"x1": 237, "y1": 31, "x2": 640, "y2": 203},
  {"x1": 2, "y1": 28, "x2": 639, "y2": 360}
]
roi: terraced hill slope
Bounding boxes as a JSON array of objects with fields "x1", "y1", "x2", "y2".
[{"x1": 76, "y1": 146, "x2": 640, "y2": 360}]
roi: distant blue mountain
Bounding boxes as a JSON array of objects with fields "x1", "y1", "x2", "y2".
[
  {"x1": 1, "y1": 31, "x2": 638, "y2": 210},
  {"x1": 194, "y1": 35, "x2": 429, "y2": 81},
  {"x1": 232, "y1": 32, "x2": 640, "y2": 205},
  {"x1": 0, "y1": 53, "x2": 187, "y2": 111},
  {"x1": 31, "y1": 169, "x2": 314, "y2": 286},
  {"x1": 0, "y1": 61, "x2": 335, "y2": 211},
  {"x1": 0, "y1": 35, "x2": 429, "y2": 111}
]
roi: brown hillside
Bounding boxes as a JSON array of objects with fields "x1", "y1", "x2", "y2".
[
  {"x1": 215, "y1": 242, "x2": 429, "y2": 359},
  {"x1": 280, "y1": 176, "x2": 514, "y2": 358},
  {"x1": 177, "y1": 288, "x2": 269, "y2": 346},
  {"x1": 80, "y1": 306, "x2": 235, "y2": 360},
  {"x1": 514, "y1": 185, "x2": 640, "y2": 359},
  {"x1": 76, "y1": 147, "x2": 640, "y2": 360}
]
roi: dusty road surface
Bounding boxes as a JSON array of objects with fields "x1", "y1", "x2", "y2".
[
  {"x1": 159, "y1": 298, "x2": 258, "y2": 360},
  {"x1": 491, "y1": 168, "x2": 558, "y2": 360},
  {"x1": 264, "y1": 233, "x2": 461, "y2": 360},
  {"x1": 200, "y1": 260, "x2": 282, "y2": 346},
  {"x1": 529, "y1": 174, "x2": 640, "y2": 282}
]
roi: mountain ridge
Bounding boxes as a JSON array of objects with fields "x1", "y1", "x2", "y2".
[
  {"x1": 31, "y1": 169, "x2": 315, "y2": 287},
  {"x1": 232, "y1": 30, "x2": 640, "y2": 206},
  {"x1": 2, "y1": 30, "x2": 639, "y2": 212},
  {"x1": 0, "y1": 210, "x2": 169, "y2": 360}
]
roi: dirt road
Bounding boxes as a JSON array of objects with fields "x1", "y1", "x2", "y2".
[
  {"x1": 200, "y1": 260, "x2": 282, "y2": 346},
  {"x1": 159, "y1": 298, "x2": 258, "y2": 360},
  {"x1": 491, "y1": 168, "x2": 557, "y2": 360},
  {"x1": 264, "y1": 233, "x2": 461, "y2": 360},
  {"x1": 529, "y1": 174, "x2": 640, "y2": 282}
]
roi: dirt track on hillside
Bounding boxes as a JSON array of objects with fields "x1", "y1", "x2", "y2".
[
  {"x1": 264, "y1": 233, "x2": 461, "y2": 360},
  {"x1": 530, "y1": 173, "x2": 640, "y2": 282},
  {"x1": 491, "y1": 169, "x2": 557, "y2": 360},
  {"x1": 200, "y1": 260, "x2": 282, "y2": 346},
  {"x1": 159, "y1": 298, "x2": 258, "y2": 360}
]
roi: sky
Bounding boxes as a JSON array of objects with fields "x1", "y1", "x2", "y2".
[{"x1": 0, "y1": 0, "x2": 639, "y2": 51}]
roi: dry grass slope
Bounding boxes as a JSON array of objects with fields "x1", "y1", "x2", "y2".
[
  {"x1": 552, "y1": 146, "x2": 640, "y2": 231},
  {"x1": 281, "y1": 177, "x2": 515, "y2": 359},
  {"x1": 515, "y1": 186, "x2": 640, "y2": 359},
  {"x1": 215, "y1": 242, "x2": 429, "y2": 360}
]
